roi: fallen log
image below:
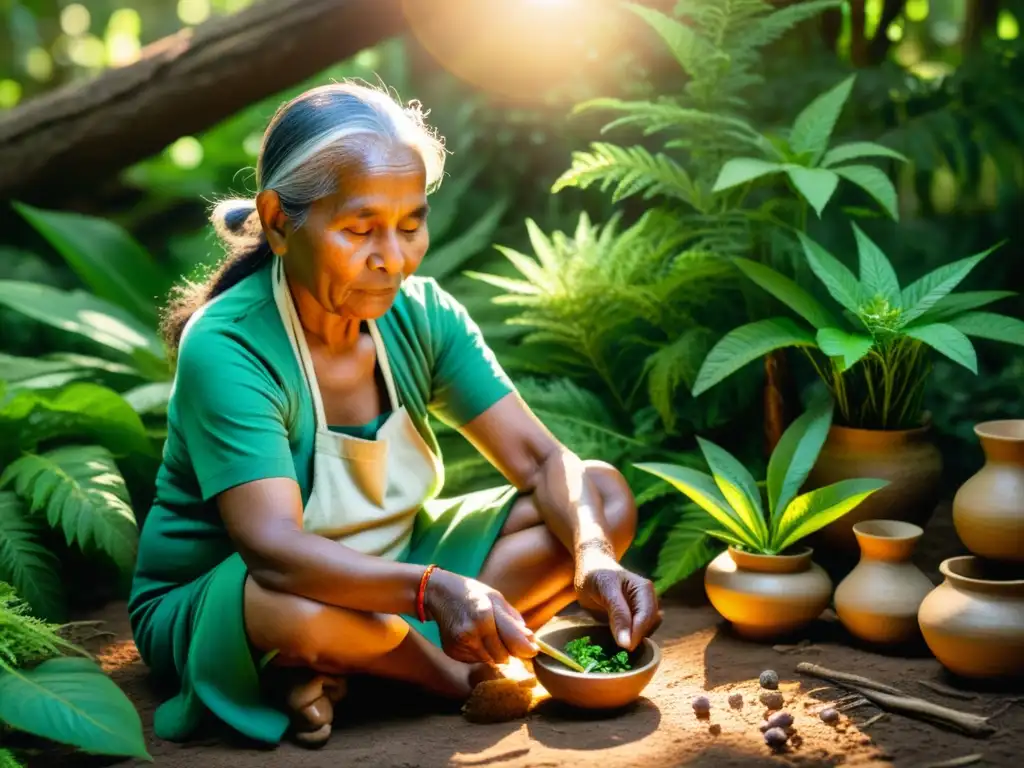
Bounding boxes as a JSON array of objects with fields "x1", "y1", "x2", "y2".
[{"x1": 0, "y1": 0, "x2": 408, "y2": 204}]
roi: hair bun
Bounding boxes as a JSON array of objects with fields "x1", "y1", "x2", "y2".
[{"x1": 211, "y1": 198, "x2": 261, "y2": 241}]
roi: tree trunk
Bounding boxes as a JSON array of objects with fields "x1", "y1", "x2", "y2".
[{"x1": 0, "y1": 0, "x2": 409, "y2": 205}]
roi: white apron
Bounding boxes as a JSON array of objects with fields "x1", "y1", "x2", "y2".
[{"x1": 272, "y1": 258, "x2": 442, "y2": 560}]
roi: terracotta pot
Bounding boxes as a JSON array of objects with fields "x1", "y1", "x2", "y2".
[
  {"x1": 704, "y1": 547, "x2": 832, "y2": 640},
  {"x1": 834, "y1": 520, "x2": 934, "y2": 645},
  {"x1": 952, "y1": 420, "x2": 1024, "y2": 562},
  {"x1": 806, "y1": 424, "x2": 943, "y2": 554},
  {"x1": 918, "y1": 556, "x2": 1024, "y2": 679}
]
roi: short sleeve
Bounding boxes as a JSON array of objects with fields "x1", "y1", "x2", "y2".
[
  {"x1": 173, "y1": 327, "x2": 297, "y2": 500},
  {"x1": 424, "y1": 280, "x2": 515, "y2": 427}
]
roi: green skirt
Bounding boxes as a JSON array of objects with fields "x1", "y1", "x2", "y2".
[{"x1": 136, "y1": 486, "x2": 517, "y2": 745}]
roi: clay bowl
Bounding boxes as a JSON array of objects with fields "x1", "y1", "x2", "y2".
[{"x1": 533, "y1": 623, "x2": 661, "y2": 710}]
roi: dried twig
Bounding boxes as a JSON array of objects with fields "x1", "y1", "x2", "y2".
[
  {"x1": 837, "y1": 698, "x2": 872, "y2": 712},
  {"x1": 922, "y1": 755, "x2": 984, "y2": 768},
  {"x1": 987, "y1": 698, "x2": 1024, "y2": 721},
  {"x1": 796, "y1": 663, "x2": 996, "y2": 738},
  {"x1": 917, "y1": 680, "x2": 978, "y2": 701},
  {"x1": 803, "y1": 686, "x2": 832, "y2": 697},
  {"x1": 861, "y1": 713, "x2": 887, "y2": 727}
]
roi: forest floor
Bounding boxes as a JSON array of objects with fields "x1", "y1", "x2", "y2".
[{"x1": 33, "y1": 504, "x2": 1024, "y2": 767}]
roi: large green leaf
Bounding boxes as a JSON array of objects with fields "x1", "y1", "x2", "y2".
[
  {"x1": 788, "y1": 75, "x2": 856, "y2": 162},
  {"x1": 0, "y1": 353, "x2": 140, "y2": 392},
  {"x1": 713, "y1": 158, "x2": 781, "y2": 192},
  {"x1": 0, "y1": 446, "x2": 138, "y2": 574},
  {"x1": 911, "y1": 291, "x2": 1016, "y2": 324},
  {"x1": 797, "y1": 233, "x2": 863, "y2": 314},
  {"x1": 851, "y1": 224, "x2": 900, "y2": 301},
  {"x1": 651, "y1": 505, "x2": 722, "y2": 595},
  {"x1": 816, "y1": 328, "x2": 874, "y2": 370},
  {"x1": 696, "y1": 437, "x2": 767, "y2": 546},
  {"x1": 692, "y1": 318, "x2": 816, "y2": 396},
  {"x1": 13, "y1": 202, "x2": 170, "y2": 326},
  {"x1": 632, "y1": 463, "x2": 759, "y2": 549},
  {"x1": 833, "y1": 164, "x2": 900, "y2": 220},
  {"x1": 773, "y1": 478, "x2": 888, "y2": 552},
  {"x1": 0, "y1": 281, "x2": 167, "y2": 379},
  {"x1": 948, "y1": 312, "x2": 1024, "y2": 347},
  {"x1": 785, "y1": 166, "x2": 839, "y2": 217},
  {"x1": 821, "y1": 141, "x2": 908, "y2": 168},
  {"x1": 732, "y1": 258, "x2": 837, "y2": 329},
  {"x1": 0, "y1": 384, "x2": 153, "y2": 460},
  {"x1": 899, "y1": 245, "x2": 1000, "y2": 325},
  {"x1": 904, "y1": 323, "x2": 978, "y2": 373},
  {"x1": 0, "y1": 657, "x2": 150, "y2": 759},
  {"x1": 766, "y1": 400, "x2": 833, "y2": 526},
  {"x1": 0, "y1": 492, "x2": 64, "y2": 622},
  {"x1": 417, "y1": 198, "x2": 508, "y2": 281}
]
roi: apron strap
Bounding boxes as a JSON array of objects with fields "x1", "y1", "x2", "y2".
[{"x1": 274, "y1": 259, "x2": 402, "y2": 428}]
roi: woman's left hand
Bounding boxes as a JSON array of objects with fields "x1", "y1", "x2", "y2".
[{"x1": 574, "y1": 550, "x2": 662, "y2": 651}]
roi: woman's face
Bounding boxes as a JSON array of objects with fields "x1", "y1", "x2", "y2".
[{"x1": 260, "y1": 140, "x2": 430, "y2": 320}]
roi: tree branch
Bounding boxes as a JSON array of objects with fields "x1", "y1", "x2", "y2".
[{"x1": 0, "y1": 0, "x2": 409, "y2": 205}]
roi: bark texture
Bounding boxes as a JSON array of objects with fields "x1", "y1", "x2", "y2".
[{"x1": 0, "y1": 0, "x2": 408, "y2": 204}]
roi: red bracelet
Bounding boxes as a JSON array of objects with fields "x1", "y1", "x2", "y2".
[{"x1": 416, "y1": 564, "x2": 438, "y2": 623}]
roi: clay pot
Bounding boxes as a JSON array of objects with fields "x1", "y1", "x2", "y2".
[
  {"x1": 952, "y1": 420, "x2": 1024, "y2": 562},
  {"x1": 704, "y1": 547, "x2": 832, "y2": 640},
  {"x1": 834, "y1": 520, "x2": 934, "y2": 645},
  {"x1": 533, "y1": 624, "x2": 661, "y2": 710},
  {"x1": 918, "y1": 556, "x2": 1024, "y2": 679},
  {"x1": 806, "y1": 424, "x2": 942, "y2": 554}
]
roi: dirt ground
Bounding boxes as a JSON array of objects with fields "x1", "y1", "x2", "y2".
[{"x1": 32, "y1": 504, "x2": 1024, "y2": 767}]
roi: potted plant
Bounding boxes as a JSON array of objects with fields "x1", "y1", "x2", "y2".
[
  {"x1": 688, "y1": 223, "x2": 1023, "y2": 553},
  {"x1": 635, "y1": 399, "x2": 887, "y2": 640}
]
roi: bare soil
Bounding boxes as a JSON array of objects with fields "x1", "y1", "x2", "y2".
[{"x1": 30, "y1": 504, "x2": 1024, "y2": 767}]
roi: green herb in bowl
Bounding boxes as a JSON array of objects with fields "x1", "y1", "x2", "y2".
[{"x1": 564, "y1": 636, "x2": 632, "y2": 673}]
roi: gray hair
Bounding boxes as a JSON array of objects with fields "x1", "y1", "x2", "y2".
[{"x1": 161, "y1": 81, "x2": 446, "y2": 352}]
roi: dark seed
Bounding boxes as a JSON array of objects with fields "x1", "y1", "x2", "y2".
[
  {"x1": 764, "y1": 727, "x2": 788, "y2": 749},
  {"x1": 728, "y1": 693, "x2": 743, "y2": 709},
  {"x1": 759, "y1": 670, "x2": 779, "y2": 690},
  {"x1": 708, "y1": 723, "x2": 721, "y2": 736},
  {"x1": 692, "y1": 695, "x2": 711, "y2": 715},
  {"x1": 767, "y1": 711, "x2": 794, "y2": 729},
  {"x1": 820, "y1": 708, "x2": 840, "y2": 724},
  {"x1": 760, "y1": 691, "x2": 784, "y2": 710}
]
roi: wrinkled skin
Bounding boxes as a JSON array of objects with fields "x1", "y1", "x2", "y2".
[{"x1": 216, "y1": 137, "x2": 660, "y2": 742}]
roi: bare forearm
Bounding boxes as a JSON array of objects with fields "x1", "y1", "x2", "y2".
[
  {"x1": 531, "y1": 449, "x2": 616, "y2": 560},
  {"x1": 242, "y1": 527, "x2": 426, "y2": 614}
]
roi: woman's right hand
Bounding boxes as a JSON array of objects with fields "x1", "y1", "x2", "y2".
[{"x1": 422, "y1": 568, "x2": 539, "y2": 665}]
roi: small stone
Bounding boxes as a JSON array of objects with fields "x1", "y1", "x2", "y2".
[
  {"x1": 692, "y1": 695, "x2": 711, "y2": 716},
  {"x1": 790, "y1": 734, "x2": 803, "y2": 748},
  {"x1": 759, "y1": 670, "x2": 780, "y2": 690},
  {"x1": 764, "y1": 727, "x2": 788, "y2": 750},
  {"x1": 728, "y1": 692, "x2": 744, "y2": 709},
  {"x1": 820, "y1": 707, "x2": 840, "y2": 725},
  {"x1": 708, "y1": 723, "x2": 721, "y2": 736},
  {"x1": 766, "y1": 711, "x2": 794, "y2": 729},
  {"x1": 760, "y1": 691, "x2": 784, "y2": 710},
  {"x1": 859, "y1": 736, "x2": 872, "y2": 746}
]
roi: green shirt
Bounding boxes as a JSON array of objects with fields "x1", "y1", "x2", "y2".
[{"x1": 130, "y1": 261, "x2": 513, "y2": 609}]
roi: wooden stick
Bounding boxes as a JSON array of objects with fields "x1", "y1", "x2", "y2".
[
  {"x1": 917, "y1": 680, "x2": 978, "y2": 701},
  {"x1": 837, "y1": 698, "x2": 872, "y2": 712},
  {"x1": 796, "y1": 663, "x2": 996, "y2": 738},
  {"x1": 803, "y1": 686, "x2": 832, "y2": 696},
  {"x1": 922, "y1": 755, "x2": 984, "y2": 768},
  {"x1": 796, "y1": 663, "x2": 904, "y2": 695},
  {"x1": 861, "y1": 713, "x2": 887, "y2": 727}
]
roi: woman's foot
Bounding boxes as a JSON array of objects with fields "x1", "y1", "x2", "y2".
[{"x1": 277, "y1": 671, "x2": 348, "y2": 748}]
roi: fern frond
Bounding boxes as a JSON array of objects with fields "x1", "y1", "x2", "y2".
[
  {"x1": 0, "y1": 747, "x2": 25, "y2": 768},
  {"x1": 0, "y1": 447, "x2": 138, "y2": 575},
  {"x1": 643, "y1": 327, "x2": 715, "y2": 433},
  {"x1": 0, "y1": 493, "x2": 64, "y2": 622},
  {"x1": 0, "y1": 583, "x2": 80, "y2": 672},
  {"x1": 551, "y1": 143, "x2": 701, "y2": 207},
  {"x1": 576, "y1": 97, "x2": 761, "y2": 142}
]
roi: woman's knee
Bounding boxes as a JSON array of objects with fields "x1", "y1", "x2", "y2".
[
  {"x1": 584, "y1": 461, "x2": 637, "y2": 559},
  {"x1": 244, "y1": 578, "x2": 408, "y2": 669}
]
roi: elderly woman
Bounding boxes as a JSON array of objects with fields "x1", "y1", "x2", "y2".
[{"x1": 129, "y1": 82, "x2": 660, "y2": 748}]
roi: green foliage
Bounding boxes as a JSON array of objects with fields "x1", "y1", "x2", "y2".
[
  {"x1": 562, "y1": 636, "x2": 631, "y2": 673},
  {"x1": 692, "y1": 224, "x2": 1020, "y2": 428},
  {"x1": 636, "y1": 400, "x2": 887, "y2": 556},
  {"x1": 0, "y1": 584, "x2": 75, "y2": 671}
]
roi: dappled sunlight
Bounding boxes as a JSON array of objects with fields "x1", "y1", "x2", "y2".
[{"x1": 77, "y1": 309, "x2": 151, "y2": 350}]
